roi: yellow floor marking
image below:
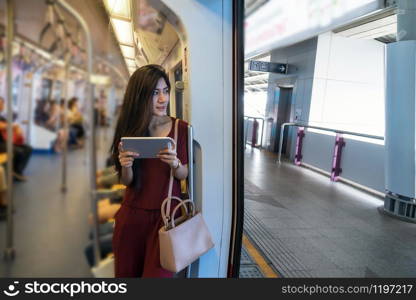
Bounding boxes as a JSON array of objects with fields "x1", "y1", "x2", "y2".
[{"x1": 242, "y1": 234, "x2": 279, "y2": 278}]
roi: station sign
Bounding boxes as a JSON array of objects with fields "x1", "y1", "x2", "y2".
[{"x1": 249, "y1": 60, "x2": 288, "y2": 74}]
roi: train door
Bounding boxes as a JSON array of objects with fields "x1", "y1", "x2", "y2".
[
  {"x1": 152, "y1": 0, "x2": 242, "y2": 277},
  {"x1": 174, "y1": 62, "x2": 183, "y2": 119},
  {"x1": 267, "y1": 87, "x2": 293, "y2": 153}
]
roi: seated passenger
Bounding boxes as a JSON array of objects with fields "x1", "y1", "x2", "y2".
[
  {"x1": 96, "y1": 166, "x2": 118, "y2": 189},
  {"x1": 0, "y1": 165, "x2": 8, "y2": 221},
  {"x1": 90, "y1": 199, "x2": 121, "y2": 224},
  {"x1": 67, "y1": 97, "x2": 85, "y2": 147},
  {"x1": 56, "y1": 98, "x2": 78, "y2": 148},
  {"x1": 84, "y1": 198, "x2": 121, "y2": 267},
  {"x1": 59, "y1": 99, "x2": 66, "y2": 124},
  {"x1": 84, "y1": 231, "x2": 113, "y2": 267},
  {"x1": 0, "y1": 98, "x2": 33, "y2": 181},
  {"x1": 45, "y1": 100, "x2": 61, "y2": 131},
  {"x1": 42, "y1": 100, "x2": 69, "y2": 153},
  {"x1": 84, "y1": 163, "x2": 125, "y2": 267}
]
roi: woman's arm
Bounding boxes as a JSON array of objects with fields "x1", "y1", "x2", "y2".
[
  {"x1": 172, "y1": 161, "x2": 188, "y2": 180},
  {"x1": 118, "y1": 142, "x2": 139, "y2": 186},
  {"x1": 120, "y1": 166, "x2": 133, "y2": 186},
  {"x1": 158, "y1": 148, "x2": 188, "y2": 180}
]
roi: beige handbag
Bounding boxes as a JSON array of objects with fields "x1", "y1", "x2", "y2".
[{"x1": 158, "y1": 119, "x2": 214, "y2": 273}]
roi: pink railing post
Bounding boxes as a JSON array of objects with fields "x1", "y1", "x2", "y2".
[
  {"x1": 331, "y1": 133, "x2": 346, "y2": 182},
  {"x1": 294, "y1": 127, "x2": 305, "y2": 165}
]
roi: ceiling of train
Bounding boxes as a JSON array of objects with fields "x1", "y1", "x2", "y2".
[
  {"x1": 132, "y1": 0, "x2": 179, "y2": 67},
  {"x1": 103, "y1": 0, "x2": 180, "y2": 75},
  {"x1": 0, "y1": 0, "x2": 129, "y2": 83}
]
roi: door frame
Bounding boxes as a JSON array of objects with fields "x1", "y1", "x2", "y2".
[{"x1": 227, "y1": 0, "x2": 244, "y2": 278}]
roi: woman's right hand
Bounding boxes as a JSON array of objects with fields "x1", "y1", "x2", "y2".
[{"x1": 118, "y1": 142, "x2": 140, "y2": 168}]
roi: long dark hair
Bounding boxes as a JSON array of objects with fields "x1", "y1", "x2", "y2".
[{"x1": 111, "y1": 64, "x2": 171, "y2": 186}]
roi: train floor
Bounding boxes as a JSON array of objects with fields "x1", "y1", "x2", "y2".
[
  {"x1": 243, "y1": 147, "x2": 416, "y2": 278},
  {"x1": 0, "y1": 150, "x2": 93, "y2": 277}
]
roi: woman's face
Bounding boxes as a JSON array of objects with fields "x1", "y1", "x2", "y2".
[{"x1": 152, "y1": 77, "x2": 170, "y2": 117}]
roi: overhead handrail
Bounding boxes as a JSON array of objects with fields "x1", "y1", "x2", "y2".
[
  {"x1": 95, "y1": 56, "x2": 128, "y2": 86},
  {"x1": 277, "y1": 122, "x2": 384, "y2": 164}
]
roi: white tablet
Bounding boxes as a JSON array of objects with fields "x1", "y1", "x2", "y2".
[{"x1": 121, "y1": 137, "x2": 175, "y2": 159}]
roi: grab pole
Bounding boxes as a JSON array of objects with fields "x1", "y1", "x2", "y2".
[
  {"x1": 3, "y1": 0, "x2": 15, "y2": 261},
  {"x1": 56, "y1": 0, "x2": 100, "y2": 266},
  {"x1": 61, "y1": 55, "x2": 70, "y2": 193}
]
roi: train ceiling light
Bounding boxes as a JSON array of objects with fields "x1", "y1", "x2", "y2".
[
  {"x1": 120, "y1": 44, "x2": 135, "y2": 59},
  {"x1": 111, "y1": 18, "x2": 134, "y2": 45},
  {"x1": 104, "y1": 0, "x2": 136, "y2": 74}
]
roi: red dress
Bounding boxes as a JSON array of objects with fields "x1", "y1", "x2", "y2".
[{"x1": 112, "y1": 117, "x2": 189, "y2": 277}]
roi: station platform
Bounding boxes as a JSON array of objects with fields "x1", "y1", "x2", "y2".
[{"x1": 243, "y1": 147, "x2": 416, "y2": 277}]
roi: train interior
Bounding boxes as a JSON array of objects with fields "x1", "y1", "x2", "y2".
[
  {"x1": 0, "y1": 0, "x2": 234, "y2": 278},
  {"x1": 0, "y1": 0, "x2": 415, "y2": 279}
]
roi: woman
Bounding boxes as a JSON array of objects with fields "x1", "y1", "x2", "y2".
[
  {"x1": 111, "y1": 64, "x2": 189, "y2": 278},
  {"x1": 43, "y1": 100, "x2": 67, "y2": 152},
  {"x1": 67, "y1": 97, "x2": 85, "y2": 147},
  {"x1": 45, "y1": 100, "x2": 61, "y2": 131}
]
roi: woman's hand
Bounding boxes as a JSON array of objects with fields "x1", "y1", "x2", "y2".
[
  {"x1": 157, "y1": 143, "x2": 179, "y2": 169},
  {"x1": 118, "y1": 142, "x2": 139, "y2": 168}
]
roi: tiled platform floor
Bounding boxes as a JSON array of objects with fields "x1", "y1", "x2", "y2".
[{"x1": 244, "y1": 148, "x2": 416, "y2": 277}]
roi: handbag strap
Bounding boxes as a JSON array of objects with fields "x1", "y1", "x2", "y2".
[
  {"x1": 170, "y1": 200, "x2": 195, "y2": 228},
  {"x1": 164, "y1": 118, "x2": 180, "y2": 223}
]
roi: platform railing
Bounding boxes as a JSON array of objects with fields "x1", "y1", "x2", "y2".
[
  {"x1": 277, "y1": 122, "x2": 384, "y2": 164},
  {"x1": 277, "y1": 122, "x2": 416, "y2": 223},
  {"x1": 244, "y1": 116, "x2": 265, "y2": 149}
]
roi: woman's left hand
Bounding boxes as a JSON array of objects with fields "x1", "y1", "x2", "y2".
[{"x1": 157, "y1": 145, "x2": 179, "y2": 169}]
